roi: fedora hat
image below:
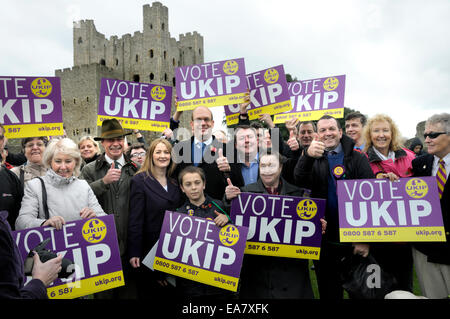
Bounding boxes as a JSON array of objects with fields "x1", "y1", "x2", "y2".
[{"x1": 94, "y1": 119, "x2": 132, "y2": 141}]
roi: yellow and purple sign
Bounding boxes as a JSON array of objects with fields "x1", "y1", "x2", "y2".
[
  {"x1": 153, "y1": 211, "x2": 248, "y2": 292},
  {"x1": 0, "y1": 76, "x2": 64, "y2": 139},
  {"x1": 175, "y1": 58, "x2": 247, "y2": 111},
  {"x1": 273, "y1": 75, "x2": 345, "y2": 124},
  {"x1": 230, "y1": 193, "x2": 326, "y2": 260},
  {"x1": 12, "y1": 215, "x2": 124, "y2": 299},
  {"x1": 338, "y1": 177, "x2": 446, "y2": 242},
  {"x1": 97, "y1": 78, "x2": 172, "y2": 132}
]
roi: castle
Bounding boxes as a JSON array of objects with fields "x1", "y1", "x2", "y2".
[{"x1": 55, "y1": 2, "x2": 203, "y2": 143}]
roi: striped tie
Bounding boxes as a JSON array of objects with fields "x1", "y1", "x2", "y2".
[{"x1": 437, "y1": 159, "x2": 446, "y2": 199}]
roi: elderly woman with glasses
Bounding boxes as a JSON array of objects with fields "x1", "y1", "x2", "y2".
[
  {"x1": 15, "y1": 138, "x2": 105, "y2": 231},
  {"x1": 11, "y1": 137, "x2": 48, "y2": 186}
]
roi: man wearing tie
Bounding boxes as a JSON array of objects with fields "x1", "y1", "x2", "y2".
[
  {"x1": 172, "y1": 106, "x2": 231, "y2": 200},
  {"x1": 81, "y1": 118, "x2": 138, "y2": 299},
  {"x1": 412, "y1": 113, "x2": 450, "y2": 299}
]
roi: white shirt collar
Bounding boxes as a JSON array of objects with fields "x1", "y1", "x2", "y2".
[
  {"x1": 433, "y1": 153, "x2": 450, "y2": 178},
  {"x1": 373, "y1": 147, "x2": 395, "y2": 162},
  {"x1": 105, "y1": 154, "x2": 125, "y2": 167},
  {"x1": 194, "y1": 136, "x2": 213, "y2": 147}
]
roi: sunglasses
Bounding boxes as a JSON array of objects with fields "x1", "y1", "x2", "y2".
[{"x1": 423, "y1": 131, "x2": 448, "y2": 139}]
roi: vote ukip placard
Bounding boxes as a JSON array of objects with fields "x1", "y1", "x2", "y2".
[
  {"x1": 175, "y1": 58, "x2": 247, "y2": 111},
  {"x1": 337, "y1": 177, "x2": 446, "y2": 242},
  {"x1": 273, "y1": 75, "x2": 346, "y2": 124},
  {"x1": 153, "y1": 211, "x2": 248, "y2": 292},
  {"x1": 230, "y1": 193, "x2": 326, "y2": 260},
  {"x1": 0, "y1": 76, "x2": 64, "y2": 139},
  {"x1": 97, "y1": 78, "x2": 172, "y2": 132},
  {"x1": 12, "y1": 215, "x2": 124, "y2": 299}
]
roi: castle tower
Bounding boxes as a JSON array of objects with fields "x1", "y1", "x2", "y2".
[{"x1": 56, "y1": 2, "x2": 204, "y2": 143}]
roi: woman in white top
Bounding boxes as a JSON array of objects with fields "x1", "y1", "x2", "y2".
[
  {"x1": 15, "y1": 138, "x2": 105, "y2": 230},
  {"x1": 11, "y1": 136, "x2": 48, "y2": 185}
]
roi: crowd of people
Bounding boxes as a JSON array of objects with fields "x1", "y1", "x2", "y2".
[{"x1": 0, "y1": 102, "x2": 448, "y2": 300}]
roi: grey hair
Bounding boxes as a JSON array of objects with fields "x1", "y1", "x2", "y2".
[
  {"x1": 43, "y1": 138, "x2": 82, "y2": 176},
  {"x1": 426, "y1": 113, "x2": 450, "y2": 133}
]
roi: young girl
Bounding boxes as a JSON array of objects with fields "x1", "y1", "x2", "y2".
[{"x1": 176, "y1": 166, "x2": 232, "y2": 299}]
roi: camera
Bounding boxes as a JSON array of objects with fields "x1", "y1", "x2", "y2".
[{"x1": 24, "y1": 238, "x2": 75, "y2": 278}]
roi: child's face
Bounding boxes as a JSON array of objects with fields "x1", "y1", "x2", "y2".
[{"x1": 180, "y1": 172, "x2": 206, "y2": 202}]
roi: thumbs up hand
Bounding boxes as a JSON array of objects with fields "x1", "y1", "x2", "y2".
[
  {"x1": 102, "y1": 162, "x2": 122, "y2": 185},
  {"x1": 306, "y1": 135, "x2": 325, "y2": 158},
  {"x1": 216, "y1": 148, "x2": 231, "y2": 172},
  {"x1": 287, "y1": 130, "x2": 300, "y2": 151},
  {"x1": 225, "y1": 178, "x2": 241, "y2": 201}
]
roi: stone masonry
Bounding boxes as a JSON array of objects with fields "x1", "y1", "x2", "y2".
[{"x1": 55, "y1": 2, "x2": 204, "y2": 145}]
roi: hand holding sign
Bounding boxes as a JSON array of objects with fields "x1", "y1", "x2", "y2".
[
  {"x1": 80, "y1": 207, "x2": 96, "y2": 219},
  {"x1": 239, "y1": 92, "x2": 251, "y2": 115},
  {"x1": 225, "y1": 178, "x2": 241, "y2": 200},
  {"x1": 307, "y1": 135, "x2": 325, "y2": 158},
  {"x1": 216, "y1": 148, "x2": 230, "y2": 172},
  {"x1": 214, "y1": 210, "x2": 229, "y2": 227},
  {"x1": 287, "y1": 130, "x2": 300, "y2": 151},
  {"x1": 102, "y1": 162, "x2": 121, "y2": 185}
]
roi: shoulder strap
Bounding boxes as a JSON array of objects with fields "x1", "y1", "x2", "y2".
[
  {"x1": 37, "y1": 177, "x2": 50, "y2": 220},
  {"x1": 20, "y1": 167, "x2": 25, "y2": 189}
]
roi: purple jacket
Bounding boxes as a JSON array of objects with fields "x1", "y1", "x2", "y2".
[{"x1": 0, "y1": 210, "x2": 47, "y2": 299}]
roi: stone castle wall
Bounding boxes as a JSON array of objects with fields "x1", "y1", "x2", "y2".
[{"x1": 55, "y1": 2, "x2": 204, "y2": 145}]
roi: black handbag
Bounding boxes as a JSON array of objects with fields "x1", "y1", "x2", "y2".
[{"x1": 340, "y1": 254, "x2": 397, "y2": 299}]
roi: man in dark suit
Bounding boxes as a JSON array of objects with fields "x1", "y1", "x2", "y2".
[
  {"x1": 411, "y1": 112, "x2": 450, "y2": 299},
  {"x1": 172, "y1": 106, "x2": 232, "y2": 201}
]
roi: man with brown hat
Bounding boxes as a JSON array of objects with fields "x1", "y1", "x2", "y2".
[{"x1": 81, "y1": 118, "x2": 138, "y2": 299}]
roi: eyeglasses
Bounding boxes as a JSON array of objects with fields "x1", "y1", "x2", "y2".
[
  {"x1": 25, "y1": 142, "x2": 45, "y2": 148},
  {"x1": 423, "y1": 132, "x2": 448, "y2": 139},
  {"x1": 131, "y1": 152, "x2": 146, "y2": 158}
]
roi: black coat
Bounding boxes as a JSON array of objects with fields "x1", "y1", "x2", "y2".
[
  {"x1": 173, "y1": 136, "x2": 230, "y2": 201},
  {"x1": 0, "y1": 210, "x2": 47, "y2": 299},
  {"x1": 237, "y1": 178, "x2": 314, "y2": 299},
  {"x1": 128, "y1": 172, "x2": 183, "y2": 259},
  {"x1": 294, "y1": 135, "x2": 375, "y2": 242},
  {"x1": 0, "y1": 165, "x2": 23, "y2": 230},
  {"x1": 412, "y1": 153, "x2": 450, "y2": 264}
]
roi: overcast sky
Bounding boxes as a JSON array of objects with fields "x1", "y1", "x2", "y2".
[{"x1": 2, "y1": 0, "x2": 449, "y2": 138}]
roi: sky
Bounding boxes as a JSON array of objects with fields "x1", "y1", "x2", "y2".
[{"x1": 1, "y1": 0, "x2": 449, "y2": 138}]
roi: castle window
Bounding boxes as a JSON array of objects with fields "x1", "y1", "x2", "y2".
[
  {"x1": 173, "y1": 58, "x2": 176, "y2": 66},
  {"x1": 136, "y1": 55, "x2": 139, "y2": 62},
  {"x1": 162, "y1": 23, "x2": 165, "y2": 31},
  {"x1": 149, "y1": 73, "x2": 155, "y2": 81},
  {"x1": 164, "y1": 73, "x2": 168, "y2": 82},
  {"x1": 172, "y1": 77, "x2": 176, "y2": 87},
  {"x1": 199, "y1": 48, "x2": 202, "y2": 55},
  {"x1": 100, "y1": 59, "x2": 106, "y2": 66},
  {"x1": 164, "y1": 51, "x2": 167, "y2": 59},
  {"x1": 73, "y1": 98, "x2": 76, "y2": 104},
  {"x1": 86, "y1": 96, "x2": 89, "y2": 102},
  {"x1": 133, "y1": 74, "x2": 140, "y2": 82},
  {"x1": 150, "y1": 24, "x2": 153, "y2": 30},
  {"x1": 149, "y1": 49, "x2": 154, "y2": 58},
  {"x1": 115, "y1": 58, "x2": 119, "y2": 66},
  {"x1": 78, "y1": 37, "x2": 83, "y2": 44}
]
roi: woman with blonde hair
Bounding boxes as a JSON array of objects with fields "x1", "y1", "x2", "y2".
[
  {"x1": 363, "y1": 114, "x2": 416, "y2": 293},
  {"x1": 127, "y1": 138, "x2": 182, "y2": 299},
  {"x1": 15, "y1": 138, "x2": 105, "y2": 230},
  {"x1": 78, "y1": 136, "x2": 101, "y2": 169}
]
